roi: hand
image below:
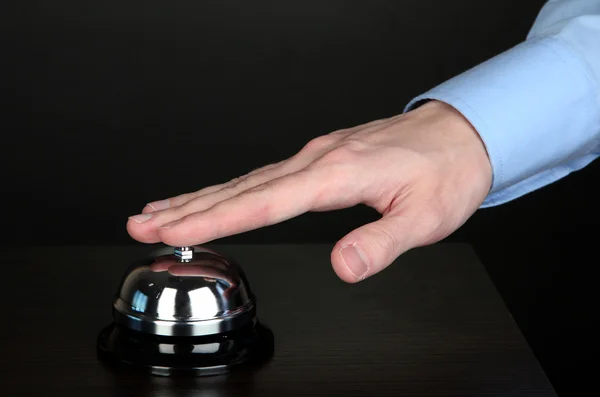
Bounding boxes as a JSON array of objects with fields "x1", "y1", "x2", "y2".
[{"x1": 127, "y1": 101, "x2": 492, "y2": 283}]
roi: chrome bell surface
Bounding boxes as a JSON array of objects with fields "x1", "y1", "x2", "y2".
[
  {"x1": 97, "y1": 245, "x2": 274, "y2": 377},
  {"x1": 113, "y1": 245, "x2": 256, "y2": 337}
]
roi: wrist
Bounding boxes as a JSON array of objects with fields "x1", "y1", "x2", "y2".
[{"x1": 413, "y1": 100, "x2": 493, "y2": 203}]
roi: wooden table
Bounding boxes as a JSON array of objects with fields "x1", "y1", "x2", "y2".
[{"x1": 0, "y1": 244, "x2": 556, "y2": 396}]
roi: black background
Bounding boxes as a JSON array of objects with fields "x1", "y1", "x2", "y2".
[{"x1": 1, "y1": 1, "x2": 597, "y2": 395}]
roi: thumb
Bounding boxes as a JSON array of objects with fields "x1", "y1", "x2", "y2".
[{"x1": 331, "y1": 214, "x2": 419, "y2": 283}]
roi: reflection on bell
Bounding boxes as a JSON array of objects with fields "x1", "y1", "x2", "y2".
[{"x1": 96, "y1": 245, "x2": 274, "y2": 376}]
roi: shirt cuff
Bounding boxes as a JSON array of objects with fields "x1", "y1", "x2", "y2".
[{"x1": 404, "y1": 36, "x2": 600, "y2": 207}]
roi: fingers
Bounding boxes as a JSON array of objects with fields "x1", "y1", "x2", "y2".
[
  {"x1": 128, "y1": 138, "x2": 343, "y2": 243},
  {"x1": 331, "y1": 213, "x2": 418, "y2": 283},
  {"x1": 142, "y1": 185, "x2": 226, "y2": 214},
  {"x1": 128, "y1": 132, "x2": 356, "y2": 246},
  {"x1": 127, "y1": 159, "x2": 310, "y2": 243},
  {"x1": 140, "y1": 132, "x2": 347, "y2": 216},
  {"x1": 142, "y1": 161, "x2": 286, "y2": 214},
  {"x1": 156, "y1": 168, "x2": 344, "y2": 247}
]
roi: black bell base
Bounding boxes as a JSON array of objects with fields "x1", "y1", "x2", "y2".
[{"x1": 97, "y1": 320, "x2": 274, "y2": 377}]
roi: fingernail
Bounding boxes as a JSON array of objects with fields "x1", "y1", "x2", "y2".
[
  {"x1": 340, "y1": 243, "x2": 369, "y2": 280},
  {"x1": 146, "y1": 199, "x2": 170, "y2": 212},
  {"x1": 129, "y1": 214, "x2": 153, "y2": 224},
  {"x1": 158, "y1": 219, "x2": 180, "y2": 229}
]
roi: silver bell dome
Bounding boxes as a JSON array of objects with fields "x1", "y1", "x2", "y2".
[{"x1": 113, "y1": 246, "x2": 256, "y2": 337}]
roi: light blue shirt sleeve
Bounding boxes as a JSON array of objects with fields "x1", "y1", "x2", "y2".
[{"x1": 404, "y1": 0, "x2": 600, "y2": 207}]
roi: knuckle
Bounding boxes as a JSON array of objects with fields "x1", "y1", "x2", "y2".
[
  {"x1": 318, "y1": 139, "x2": 368, "y2": 165},
  {"x1": 227, "y1": 175, "x2": 250, "y2": 191},
  {"x1": 301, "y1": 134, "x2": 337, "y2": 153},
  {"x1": 318, "y1": 146, "x2": 355, "y2": 165},
  {"x1": 369, "y1": 225, "x2": 397, "y2": 256},
  {"x1": 340, "y1": 138, "x2": 369, "y2": 153}
]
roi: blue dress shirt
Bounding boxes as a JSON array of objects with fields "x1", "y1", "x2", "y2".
[{"x1": 405, "y1": 0, "x2": 600, "y2": 207}]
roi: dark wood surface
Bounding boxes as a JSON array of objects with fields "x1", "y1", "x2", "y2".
[{"x1": 0, "y1": 244, "x2": 556, "y2": 396}]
